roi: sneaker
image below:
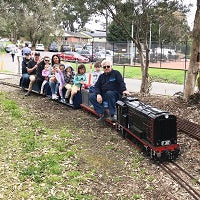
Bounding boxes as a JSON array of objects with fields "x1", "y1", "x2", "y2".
[
  {"x1": 60, "y1": 98, "x2": 66, "y2": 103},
  {"x1": 52, "y1": 94, "x2": 58, "y2": 100},
  {"x1": 65, "y1": 98, "x2": 69, "y2": 103},
  {"x1": 21, "y1": 87, "x2": 25, "y2": 92},
  {"x1": 25, "y1": 91, "x2": 30, "y2": 96},
  {"x1": 97, "y1": 111, "x2": 108, "y2": 124},
  {"x1": 108, "y1": 115, "x2": 117, "y2": 122},
  {"x1": 69, "y1": 99, "x2": 73, "y2": 105}
]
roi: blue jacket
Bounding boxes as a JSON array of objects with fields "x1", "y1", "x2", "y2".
[
  {"x1": 73, "y1": 74, "x2": 87, "y2": 87},
  {"x1": 94, "y1": 69, "x2": 126, "y2": 95}
]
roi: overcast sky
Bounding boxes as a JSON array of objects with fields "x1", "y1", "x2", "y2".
[
  {"x1": 85, "y1": 0, "x2": 197, "y2": 31},
  {"x1": 185, "y1": 0, "x2": 196, "y2": 30}
]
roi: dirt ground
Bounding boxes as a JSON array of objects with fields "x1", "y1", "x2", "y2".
[{"x1": 0, "y1": 85, "x2": 199, "y2": 200}]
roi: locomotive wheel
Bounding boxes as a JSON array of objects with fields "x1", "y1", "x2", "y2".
[
  {"x1": 116, "y1": 124, "x2": 126, "y2": 138},
  {"x1": 121, "y1": 128, "x2": 126, "y2": 138}
]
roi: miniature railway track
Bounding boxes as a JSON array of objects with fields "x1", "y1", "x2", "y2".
[
  {"x1": 0, "y1": 80, "x2": 20, "y2": 88},
  {"x1": 160, "y1": 162, "x2": 200, "y2": 200},
  {"x1": 177, "y1": 117, "x2": 200, "y2": 141}
]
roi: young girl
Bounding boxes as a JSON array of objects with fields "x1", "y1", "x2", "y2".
[
  {"x1": 69, "y1": 64, "x2": 87, "y2": 105},
  {"x1": 55, "y1": 64, "x2": 66, "y2": 103},
  {"x1": 64, "y1": 65, "x2": 75, "y2": 101},
  {"x1": 49, "y1": 64, "x2": 58, "y2": 99},
  {"x1": 40, "y1": 64, "x2": 50, "y2": 94}
]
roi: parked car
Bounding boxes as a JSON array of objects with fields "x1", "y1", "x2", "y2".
[
  {"x1": 74, "y1": 45, "x2": 83, "y2": 52},
  {"x1": 0, "y1": 38, "x2": 9, "y2": 42},
  {"x1": 60, "y1": 44, "x2": 71, "y2": 52},
  {"x1": 5, "y1": 44, "x2": 16, "y2": 53},
  {"x1": 96, "y1": 50, "x2": 113, "y2": 60},
  {"x1": 57, "y1": 52, "x2": 89, "y2": 63},
  {"x1": 83, "y1": 44, "x2": 92, "y2": 51},
  {"x1": 77, "y1": 50, "x2": 97, "y2": 62},
  {"x1": 48, "y1": 42, "x2": 58, "y2": 52},
  {"x1": 35, "y1": 44, "x2": 45, "y2": 51}
]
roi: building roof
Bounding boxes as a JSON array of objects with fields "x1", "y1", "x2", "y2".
[
  {"x1": 83, "y1": 31, "x2": 106, "y2": 38},
  {"x1": 63, "y1": 31, "x2": 90, "y2": 39}
]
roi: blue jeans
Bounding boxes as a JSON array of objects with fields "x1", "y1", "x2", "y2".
[
  {"x1": 21, "y1": 73, "x2": 29, "y2": 87},
  {"x1": 89, "y1": 90, "x2": 121, "y2": 116},
  {"x1": 49, "y1": 80, "x2": 59, "y2": 95}
]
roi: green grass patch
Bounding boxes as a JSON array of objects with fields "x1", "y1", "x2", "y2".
[
  {"x1": 131, "y1": 193, "x2": 142, "y2": 199},
  {"x1": 0, "y1": 92, "x2": 22, "y2": 118},
  {"x1": 0, "y1": 92, "x2": 98, "y2": 199}
]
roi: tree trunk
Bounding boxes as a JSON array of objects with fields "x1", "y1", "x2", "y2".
[
  {"x1": 184, "y1": 0, "x2": 200, "y2": 99},
  {"x1": 137, "y1": 41, "x2": 150, "y2": 94}
]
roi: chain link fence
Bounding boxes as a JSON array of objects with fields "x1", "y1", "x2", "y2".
[{"x1": 89, "y1": 40, "x2": 192, "y2": 70}]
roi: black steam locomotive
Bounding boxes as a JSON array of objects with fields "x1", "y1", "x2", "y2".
[
  {"x1": 115, "y1": 96, "x2": 180, "y2": 160},
  {"x1": 80, "y1": 90, "x2": 179, "y2": 161}
]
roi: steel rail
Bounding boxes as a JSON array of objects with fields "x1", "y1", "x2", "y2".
[
  {"x1": 160, "y1": 163, "x2": 200, "y2": 200},
  {"x1": 177, "y1": 117, "x2": 200, "y2": 141}
]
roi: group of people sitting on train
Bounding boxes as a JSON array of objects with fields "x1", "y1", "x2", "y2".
[
  {"x1": 20, "y1": 53, "x2": 86, "y2": 104},
  {"x1": 20, "y1": 52, "x2": 130, "y2": 122}
]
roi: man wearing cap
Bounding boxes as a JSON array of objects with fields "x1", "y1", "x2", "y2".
[
  {"x1": 21, "y1": 52, "x2": 32, "y2": 91},
  {"x1": 25, "y1": 52, "x2": 40, "y2": 96},
  {"x1": 89, "y1": 60, "x2": 130, "y2": 122},
  {"x1": 22, "y1": 43, "x2": 31, "y2": 58}
]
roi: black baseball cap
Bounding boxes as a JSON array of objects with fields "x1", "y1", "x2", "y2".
[{"x1": 34, "y1": 52, "x2": 40, "y2": 56}]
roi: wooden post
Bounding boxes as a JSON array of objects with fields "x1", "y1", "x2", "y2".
[{"x1": 1, "y1": 54, "x2": 5, "y2": 71}]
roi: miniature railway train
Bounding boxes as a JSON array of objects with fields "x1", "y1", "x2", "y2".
[{"x1": 22, "y1": 80, "x2": 180, "y2": 161}]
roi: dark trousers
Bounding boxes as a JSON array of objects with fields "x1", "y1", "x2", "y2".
[
  {"x1": 11, "y1": 54, "x2": 15, "y2": 62},
  {"x1": 89, "y1": 90, "x2": 121, "y2": 116},
  {"x1": 21, "y1": 73, "x2": 30, "y2": 88}
]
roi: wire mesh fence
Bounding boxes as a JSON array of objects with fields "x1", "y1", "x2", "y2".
[{"x1": 90, "y1": 40, "x2": 192, "y2": 70}]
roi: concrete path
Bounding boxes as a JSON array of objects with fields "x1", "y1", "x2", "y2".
[
  {"x1": 0, "y1": 52, "x2": 188, "y2": 96},
  {"x1": 125, "y1": 78, "x2": 184, "y2": 96}
]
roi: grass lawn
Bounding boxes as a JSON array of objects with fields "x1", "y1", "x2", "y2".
[
  {"x1": 68, "y1": 62, "x2": 186, "y2": 85},
  {"x1": 0, "y1": 91, "x2": 148, "y2": 199}
]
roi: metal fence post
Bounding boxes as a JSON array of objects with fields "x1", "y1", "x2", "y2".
[
  {"x1": 183, "y1": 40, "x2": 188, "y2": 90},
  {"x1": 17, "y1": 56, "x2": 21, "y2": 74},
  {"x1": 123, "y1": 65, "x2": 125, "y2": 80}
]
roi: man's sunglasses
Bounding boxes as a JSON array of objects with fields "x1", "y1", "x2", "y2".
[
  {"x1": 44, "y1": 60, "x2": 50, "y2": 62},
  {"x1": 103, "y1": 65, "x2": 110, "y2": 69}
]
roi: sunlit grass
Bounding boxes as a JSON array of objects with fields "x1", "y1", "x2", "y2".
[{"x1": 69, "y1": 62, "x2": 186, "y2": 84}]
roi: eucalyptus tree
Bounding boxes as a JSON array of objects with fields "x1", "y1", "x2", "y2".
[
  {"x1": 20, "y1": 0, "x2": 57, "y2": 47},
  {"x1": 86, "y1": 0, "x2": 189, "y2": 94},
  {"x1": 184, "y1": 0, "x2": 200, "y2": 99},
  {"x1": 0, "y1": 0, "x2": 59, "y2": 45},
  {"x1": 51, "y1": 0, "x2": 91, "y2": 32},
  {"x1": 0, "y1": 0, "x2": 26, "y2": 42}
]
